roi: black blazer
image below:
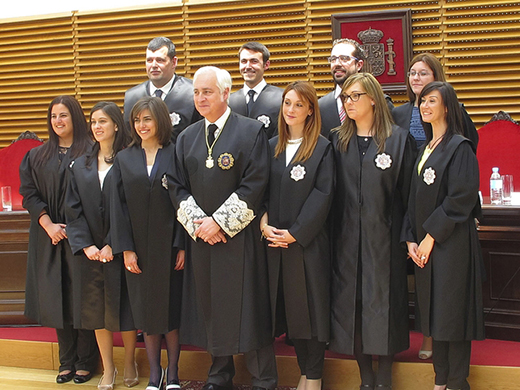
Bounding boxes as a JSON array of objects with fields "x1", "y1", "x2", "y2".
[
  {"x1": 123, "y1": 75, "x2": 202, "y2": 141},
  {"x1": 229, "y1": 83, "x2": 283, "y2": 139},
  {"x1": 392, "y1": 101, "x2": 479, "y2": 151}
]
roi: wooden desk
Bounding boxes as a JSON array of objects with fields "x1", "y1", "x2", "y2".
[
  {"x1": 0, "y1": 210, "x2": 33, "y2": 325},
  {"x1": 2, "y1": 208, "x2": 520, "y2": 340},
  {"x1": 478, "y1": 203, "x2": 520, "y2": 341}
]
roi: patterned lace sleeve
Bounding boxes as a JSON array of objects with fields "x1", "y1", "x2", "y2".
[
  {"x1": 177, "y1": 196, "x2": 208, "y2": 241},
  {"x1": 212, "y1": 192, "x2": 255, "y2": 238}
]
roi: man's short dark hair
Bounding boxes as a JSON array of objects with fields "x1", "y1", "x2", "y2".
[
  {"x1": 239, "y1": 42, "x2": 270, "y2": 63},
  {"x1": 332, "y1": 38, "x2": 366, "y2": 62},
  {"x1": 148, "y1": 37, "x2": 176, "y2": 59}
]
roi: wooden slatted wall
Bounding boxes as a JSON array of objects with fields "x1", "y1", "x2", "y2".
[
  {"x1": 0, "y1": 15, "x2": 76, "y2": 146},
  {"x1": 0, "y1": 0, "x2": 518, "y2": 147}
]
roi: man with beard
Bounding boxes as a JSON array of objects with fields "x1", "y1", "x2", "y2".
[
  {"x1": 229, "y1": 42, "x2": 283, "y2": 138},
  {"x1": 319, "y1": 38, "x2": 393, "y2": 136}
]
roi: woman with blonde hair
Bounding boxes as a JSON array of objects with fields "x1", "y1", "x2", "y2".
[
  {"x1": 261, "y1": 81, "x2": 334, "y2": 390},
  {"x1": 329, "y1": 73, "x2": 415, "y2": 389}
]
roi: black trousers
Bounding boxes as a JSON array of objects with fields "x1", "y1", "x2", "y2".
[
  {"x1": 207, "y1": 344, "x2": 278, "y2": 389},
  {"x1": 432, "y1": 339, "x2": 471, "y2": 390},
  {"x1": 56, "y1": 324, "x2": 98, "y2": 373},
  {"x1": 292, "y1": 338, "x2": 326, "y2": 379}
]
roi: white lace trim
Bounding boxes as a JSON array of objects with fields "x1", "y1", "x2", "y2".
[
  {"x1": 177, "y1": 196, "x2": 208, "y2": 241},
  {"x1": 212, "y1": 192, "x2": 255, "y2": 238}
]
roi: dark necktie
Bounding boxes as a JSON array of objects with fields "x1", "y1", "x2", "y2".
[
  {"x1": 247, "y1": 89, "x2": 256, "y2": 116},
  {"x1": 154, "y1": 89, "x2": 163, "y2": 98},
  {"x1": 207, "y1": 124, "x2": 217, "y2": 145}
]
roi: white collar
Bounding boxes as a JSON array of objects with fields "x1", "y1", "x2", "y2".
[
  {"x1": 333, "y1": 84, "x2": 343, "y2": 100},
  {"x1": 204, "y1": 106, "x2": 231, "y2": 132},
  {"x1": 243, "y1": 79, "x2": 267, "y2": 97},
  {"x1": 150, "y1": 74, "x2": 176, "y2": 98}
]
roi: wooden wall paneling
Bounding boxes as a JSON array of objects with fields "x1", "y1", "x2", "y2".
[
  {"x1": 183, "y1": 0, "x2": 308, "y2": 92},
  {"x1": 306, "y1": 0, "x2": 441, "y2": 102},
  {"x1": 73, "y1": 5, "x2": 185, "y2": 113},
  {"x1": 0, "y1": 15, "x2": 76, "y2": 147},
  {"x1": 443, "y1": 1, "x2": 520, "y2": 127},
  {"x1": 0, "y1": 0, "x2": 519, "y2": 145}
]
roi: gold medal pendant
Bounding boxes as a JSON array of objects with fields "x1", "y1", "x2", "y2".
[{"x1": 206, "y1": 156, "x2": 214, "y2": 168}]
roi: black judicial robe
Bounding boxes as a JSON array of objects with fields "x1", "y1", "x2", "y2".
[
  {"x1": 329, "y1": 125, "x2": 414, "y2": 356},
  {"x1": 65, "y1": 152, "x2": 133, "y2": 332},
  {"x1": 19, "y1": 146, "x2": 80, "y2": 328},
  {"x1": 265, "y1": 136, "x2": 334, "y2": 342},
  {"x1": 392, "y1": 101, "x2": 479, "y2": 150},
  {"x1": 124, "y1": 76, "x2": 202, "y2": 141},
  {"x1": 110, "y1": 143, "x2": 183, "y2": 335},
  {"x1": 172, "y1": 112, "x2": 272, "y2": 356},
  {"x1": 402, "y1": 135, "x2": 485, "y2": 341},
  {"x1": 229, "y1": 84, "x2": 283, "y2": 139}
]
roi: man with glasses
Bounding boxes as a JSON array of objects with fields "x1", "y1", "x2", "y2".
[
  {"x1": 124, "y1": 36, "x2": 202, "y2": 141},
  {"x1": 319, "y1": 38, "x2": 393, "y2": 136},
  {"x1": 229, "y1": 42, "x2": 283, "y2": 139}
]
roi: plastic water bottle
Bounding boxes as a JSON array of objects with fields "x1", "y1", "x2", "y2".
[{"x1": 490, "y1": 167, "x2": 503, "y2": 205}]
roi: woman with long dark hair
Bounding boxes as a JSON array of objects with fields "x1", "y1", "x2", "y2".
[
  {"x1": 20, "y1": 95, "x2": 98, "y2": 384},
  {"x1": 329, "y1": 73, "x2": 415, "y2": 390},
  {"x1": 66, "y1": 102, "x2": 138, "y2": 390},
  {"x1": 403, "y1": 82, "x2": 484, "y2": 390},
  {"x1": 261, "y1": 81, "x2": 334, "y2": 390},
  {"x1": 110, "y1": 97, "x2": 184, "y2": 390},
  {"x1": 392, "y1": 52, "x2": 478, "y2": 151}
]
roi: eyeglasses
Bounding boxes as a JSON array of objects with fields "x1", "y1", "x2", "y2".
[
  {"x1": 341, "y1": 92, "x2": 367, "y2": 102},
  {"x1": 327, "y1": 55, "x2": 358, "y2": 64},
  {"x1": 407, "y1": 70, "x2": 432, "y2": 78}
]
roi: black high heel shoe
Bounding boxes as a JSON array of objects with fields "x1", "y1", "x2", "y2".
[{"x1": 56, "y1": 371, "x2": 74, "y2": 383}]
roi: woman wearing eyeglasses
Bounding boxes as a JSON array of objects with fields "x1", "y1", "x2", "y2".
[
  {"x1": 329, "y1": 73, "x2": 415, "y2": 390},
  {"x1": 392, "y1": 53, "x2": 478, "y2": 150}
]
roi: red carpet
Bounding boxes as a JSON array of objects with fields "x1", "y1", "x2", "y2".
[{"x1": 1, "y1": 326, "x2": 519, "y2": 367}]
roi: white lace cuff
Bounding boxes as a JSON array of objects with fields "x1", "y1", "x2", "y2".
[
  {"x1": 177, "y1": 196, "x2": 208, "y2": 241},
  {"x1": 212, "y1": 192, "x2": 255, "y2": 238}
]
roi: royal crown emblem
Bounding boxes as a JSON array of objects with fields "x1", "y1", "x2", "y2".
[{"x1": 358, "y1": 27, "x2": 396, "y2": 77}]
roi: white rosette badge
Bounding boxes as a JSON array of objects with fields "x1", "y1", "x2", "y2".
[
  {"x1": 423, "y1": 167, "x2": 436, "y2": 185},
  {"x1": 256, "y1": 115, "x2": 271, "y2": 128},
  {"x1": 162, "y1": 174, "x2": 169, "y2": 189},
  {"x1": 170, "y1": 112, "x2": 181, "y2": 126},
  {"x1": 375, "y1": 153, "x2": 392, "y2": 170},
  {"x1": 290, "y1": 165, "x2": 306, "y2": 182}
]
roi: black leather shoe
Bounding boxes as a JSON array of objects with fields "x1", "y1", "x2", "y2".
[
  {"x1": 360, "y1": 386, "x2": 373, "y2": 390},
  {"x1": 73, "y1": 372, "x2": 93, "y2": 383},
  {"x1": 136, "y1": 331, "x2": 144, "y2": 342},
  {"x1": 56, "y1": 371, "x2": 74, "y2": 383},
  {"x1": 252, "y1": 387, "x2": 270, "y2": 390},
  {"x1": 202, "y1": 383, "x2": 233, "y2": 390}
]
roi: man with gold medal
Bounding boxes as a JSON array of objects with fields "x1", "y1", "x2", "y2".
[{"x1": 171, "y1": 66, "x2": 276, "y2": 390}]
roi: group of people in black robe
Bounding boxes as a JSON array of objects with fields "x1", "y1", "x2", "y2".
[{"x1": 19, "y1": 47, "x2": 484, "y2": 390}]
